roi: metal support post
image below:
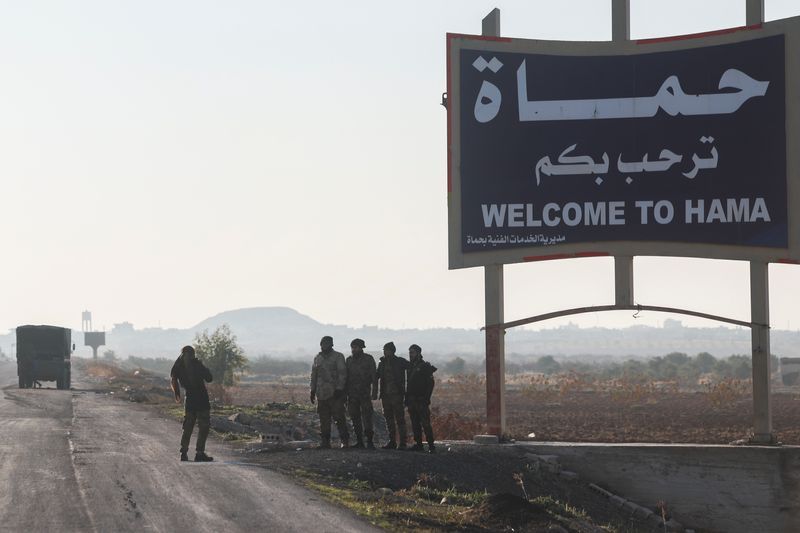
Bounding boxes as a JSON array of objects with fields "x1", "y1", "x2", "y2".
[
  {"x1": 484, "y1": 264, "x2": 505, "y2": 437},
  {"x1": 482, "y1": 7, "x2": 500, "y2": 37},
  {"x1": 612, "y1": 2, "x2": 633, "y2": 309},
  {"x1": 614, "y1": 256, "x2": 634, "y2": 306},
  {"x1": 746, "y1": 0, "x2": 765, "y2": 26},
  {"x1": 750, "y1": 261, "x2": 774, "y2": 443},
  {"x1": 611, "y1": 0, "x2": 630, "y2": 41},
  {"x1": 481, "y1": 7, "x2": 506, "y2": 439}
]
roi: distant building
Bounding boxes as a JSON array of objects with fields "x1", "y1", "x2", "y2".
[{"x1": 112, "y1": 322, "x2": 135, "y2": 334}]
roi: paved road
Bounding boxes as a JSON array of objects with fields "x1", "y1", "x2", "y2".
[{"x1": 0, "y1": 361, "x2": 378, "y2": 532}]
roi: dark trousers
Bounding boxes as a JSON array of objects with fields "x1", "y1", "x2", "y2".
[
  {"x1": 318, "y1": 396, "x2": 349, "y2": 443},
  {"x1": 407, "y1": 397, "x2": 434, "y2": 445},
  {"x1": 347, "y1": 396, "x2": 374, "y2": 440},
  {"x1": 381, "y1": 394, "x2": 407, "y2": 445},
  {"x1": 181, "y1": 409, "x2": 210, "y2": 453}
]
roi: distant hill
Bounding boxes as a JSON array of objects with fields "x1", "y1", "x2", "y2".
[
  {"x1": 193, "y1": 307, "x2": 321, "y2": 333},
  {"x1": 186, "y1": 307, "x2": 487, "y2": 359},
  {"x1": 1, "y1": 307, "x2": 799, "y2": 361}
]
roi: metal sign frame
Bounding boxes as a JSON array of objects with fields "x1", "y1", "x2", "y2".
[{"x1": 450, "y1": 3, "x2": 798, "y2": 444}]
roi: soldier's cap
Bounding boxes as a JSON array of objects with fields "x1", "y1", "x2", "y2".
[
  {"x1": 320, "y1": 336, "x2": 334, "y2": 344},
  {"x1": 350, "y1": 338, "x2": 366, "y2": 348},
  {"x1": 383, "y1": 341, "x2": 396, "y2": 352},
  {"x1": 181, "y1": 345, "x2": 195, "y2": 357},
  {"x1": 409, "y1": 344, "x2": 422, "y2": 354}
]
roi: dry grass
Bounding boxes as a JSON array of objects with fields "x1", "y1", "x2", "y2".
[
  {"x1": 82, "y1": 359, "x2": 799, "y2": 444},
  {"x1": 704, "y1": 378, "x2": 752, "y2": 408}
]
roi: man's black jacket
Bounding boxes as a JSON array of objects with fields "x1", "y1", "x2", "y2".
[
  {"x1": 406, "y1": 358, "x2": 437, "y2": 401},
  {"x1": 170, "y1": 356, "x2": 213, "y2": 412}
]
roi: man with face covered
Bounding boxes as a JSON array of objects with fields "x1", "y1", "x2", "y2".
[
  {"x1": 310, "y1": 336, "x2": 349, "y2": 449},
  {"x1": 170, "y1": 345, "x2": 214, "y2": 462},
  {"x1": 405, "y1": 344, "x2": 437, "y2": 453}
]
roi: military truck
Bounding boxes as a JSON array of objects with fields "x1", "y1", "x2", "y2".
[{"x1": 16, "y1": 325, "x2": 73, "y2": 389}]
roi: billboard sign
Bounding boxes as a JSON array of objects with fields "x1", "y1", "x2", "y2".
[
  {"x1": 447, "y1": 19, "x2": 800, "y2": 268},
  {"x1": 84, "y1": 332, "x2": 105, "y2": 346}
]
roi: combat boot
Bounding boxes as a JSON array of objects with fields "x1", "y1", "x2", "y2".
[
  {"x1": 194, "y1": 452, "x2": 214, "y2": 462},
  {"x1": 353, "y1": 436, "x2": 365, "y2": 449},
  {"x1": 180, "y1": 452, "x2": 189, "y2": 462},
  {"x1": 428, "y1": 443, "x2": 436, "y2": 454},
  {"x1": 381, "y1": 441, "x2": 396, "y2": 450},
  {"x1": 366, "y1": 436, "x2": 375, "y2": 450},
  {"x1": 409, "y1": 443, "x2": 425, "y2": 452},
  {"x1": 340, "y1": 438, "x2": 350, "y2": 449},
  {"x1": 319, "y1": 438, "x2": 331, "y2": 449}
]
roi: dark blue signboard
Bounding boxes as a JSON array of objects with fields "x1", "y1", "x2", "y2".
[{"x1": 459, "y1": 35, "x2": 786, "y2": 252}]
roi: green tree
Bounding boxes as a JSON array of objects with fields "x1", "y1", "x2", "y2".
[
  {"x1": 193, "y1": 324, "x2": 248, "y2": 386},
  {"x1": 660, "y1": 363, "x2": 679, "y2": 380},
  {"x1": 443, "y1": 356, "x2": 466, "y2": 375},
  {"x1": 728, "y1": 355, "x2": 752, "y2": 379},
  {"x1": 713, "y1": 358, "x2": 733, "y2": 377},
  {"x1": 694, "y1": 352, "x2": 716, "y2": 374},
  {"x1": 621, "y1": 359, "x2": 648, "y2": 375},
  {"x1": 535, "y1": 355, "x2": 561, "y2": 375},
  {"x1": 648, "y1": 355, "x2": 682, "y2": 381},
  {"x1": 664, "y1": 352, "x2": 690, "y2": 366}
]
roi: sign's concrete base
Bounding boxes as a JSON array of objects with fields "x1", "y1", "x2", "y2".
[
  {"x1": 473, "y1": 434, "x2": 500, "y2": 445},
  {"x1": 517, "y1": 441, "x2": 800, "y2": 533}
]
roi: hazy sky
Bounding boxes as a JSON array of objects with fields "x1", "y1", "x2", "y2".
[{"x1": 1, "y1": 0, "x2": 799, "y2": 334}]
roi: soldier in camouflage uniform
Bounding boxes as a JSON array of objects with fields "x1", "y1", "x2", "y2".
[
  {"x1": 345, "y1": 338, "x2": 378, "y2": 449},
  {"x1": 310, "y1": 336, "x2": 350, "y2": 449},
  {"x1": 405, "y1": 344, "x2": 437, "y2": 453},
  {"x1": 376, "y1": 341, "x2": 409, "y2": 450}
]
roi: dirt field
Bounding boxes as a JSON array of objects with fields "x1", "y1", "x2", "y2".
[
  {"x1": 77, "y1": 362, "x2": 665, "y2": 532},
  {"x1": 228, "y1": 377, "x2": 800, "y2": 445},
  {"x1": 502, "y1": 390, "x2": 800, "y2": 444},
  {"x1": 79, "y1": 360, "x2": 800, "y2": 445},
  {"x1": 82, "y1": 361, "x2": 788, "y2": 531}
]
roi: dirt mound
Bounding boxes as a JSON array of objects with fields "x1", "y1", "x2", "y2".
[
  {"x1": 81, "y1": 361, "x2": 127, "y2": 379},
  {"x1": 73, "y1": 360, "x2": 173, "y2": 404}
]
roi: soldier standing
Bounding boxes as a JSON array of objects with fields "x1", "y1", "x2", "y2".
[
  {"x1": 376, "y1": 341, "x2": 409, "y2": 450},
  {"x1": 170, "y1": 345, "x2": 214, "y2": 462},
  {"x1": 345, "y1": 338, "x2": 378, "y2": 449},
  {"x1": 406, "y1": 344, "x2": 437, "y2": 453},
  {"x1": 310, "y1": 336, "x2": 350, "y2": 449}
]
